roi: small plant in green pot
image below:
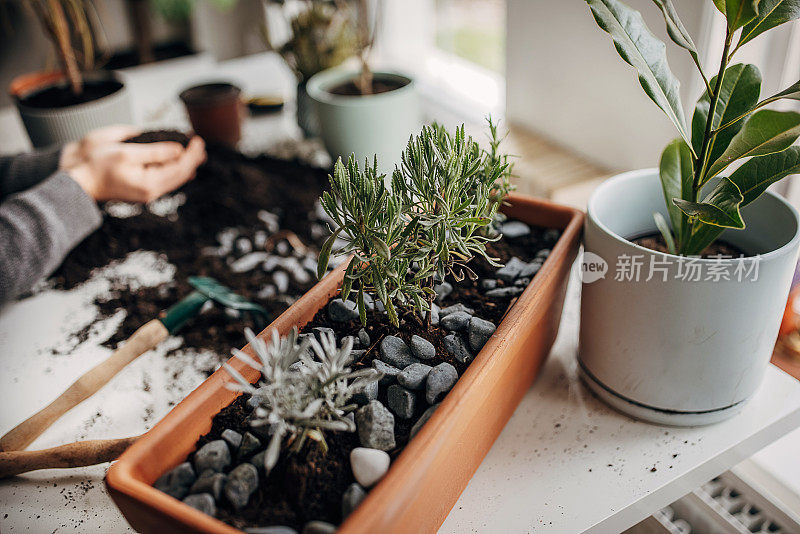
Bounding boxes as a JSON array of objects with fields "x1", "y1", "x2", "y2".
[
  {"x1": 10, "y1": 0, "x2": 132, "y2": 147},
  {"x1": 305, "y1": 1, "x2": 421, "y2": 171},
  {"x1": 579, "y1": 0, "x2": 800, "y2": 425},
  {"x1": 263, "y1": 0, "x2": 358, "y2": 137},
  {"x1": 126, "y1": 122, "x2": 583, "y2": 533}
]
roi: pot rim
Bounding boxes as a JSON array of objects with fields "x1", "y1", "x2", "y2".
[
  {"x1": 179, "y1": 82, "x2": 242, "y2": 108},
  {"x1": 587, "y1": 167, "x2": 800, "y2": 263},
  {"x1": 306, "y1": 68, "x2": 415, "y2": 106},
  {"x1": 10, "y1": 70, "x2": 127, "y2": 113}
]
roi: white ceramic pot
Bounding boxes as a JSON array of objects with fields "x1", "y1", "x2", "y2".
[
  {"x1": 11, "y1": 71, "x2": 132, "y2": 148},
  {"x1": 579, "y1": 169, "x2": 800, "y2": 426},
  {"x1": 306, "y1": 68, "x2": 420, "y2": 172}
]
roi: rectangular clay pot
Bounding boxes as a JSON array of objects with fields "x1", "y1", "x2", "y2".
[{"x1": 106, "y1": 193, "x2": 583, "y2": 533}]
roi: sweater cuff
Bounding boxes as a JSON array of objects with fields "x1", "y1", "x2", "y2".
[{"x1": 48, "y1": 171, "x2": 103, "y2": 239}]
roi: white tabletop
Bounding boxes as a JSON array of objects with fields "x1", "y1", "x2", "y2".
[
  {"x1": 440, "y1": 274, "x2": 800, "y2": 534},
  {"x1": 2, "y1": 53, "x2": 800, "y2": 534}
]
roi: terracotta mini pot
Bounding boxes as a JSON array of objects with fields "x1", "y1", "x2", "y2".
[
  {"x1": 179, "y1": 82, "x2": 243, "y2": 149},
  {"x1": 10, "y1": 70, "x2": 132, "y2": 148},
  {"x1": 106, "y1": 193, "x2": 583, "y2": 533}
]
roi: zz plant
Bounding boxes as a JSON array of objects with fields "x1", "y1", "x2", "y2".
[
  {"x1": 224, "y1": 327, "x2": 381, "y2": 473},
  {"x1": 317, "y1": 121, "x2": 512, "y2": 328},
  {"x1": 586, "y1": 0, "x2": 800, "y2": 255}
]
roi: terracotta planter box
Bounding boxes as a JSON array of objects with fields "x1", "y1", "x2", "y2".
[{"x1": 106, "y1": 193, "x2": 583, "y2": 533}]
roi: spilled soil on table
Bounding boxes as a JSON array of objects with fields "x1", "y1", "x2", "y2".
[{"x1": 49, "y1": 141, "x2": 329, "y2": 358}]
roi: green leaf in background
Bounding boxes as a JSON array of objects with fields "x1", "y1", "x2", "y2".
[
  {"x1": 737, "y1": 0, "x2": 800, "y2": 47},
  {"x1": 586, "y1": 0, "x2": 691, "y2": 148},
  {"x1": 652, "y1": 0, "x2": 698, "y2": 54},
  {"x1": 658, "y1": 138, "x2": 693, "y2": 244},
  {"x1": 674, "y1": 177, "x2": 745, "y2": 229},
  {"x1": 728, "y1": 145, "x2": 800, "y2": 204},
  {"x1": 691, "y1": 64, "x2": 762, "y2": 165},
  {"x1": 705, "y1": 109, "x2": 800, "y2": 180},
  {"x1": 713, "y1": 0, "x2": 762, "y2": 32},
  {"x1": 653, "y1": 211, "x2": 677, "y2": 254}
]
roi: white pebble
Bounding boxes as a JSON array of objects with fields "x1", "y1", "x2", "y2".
[{"x1": 350, "y1": 447, "x2": 390, "y2": 488}]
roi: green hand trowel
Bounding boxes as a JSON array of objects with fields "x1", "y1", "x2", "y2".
[{"x1": 0, "y1": 277, "x2": 270, "y2": 453}]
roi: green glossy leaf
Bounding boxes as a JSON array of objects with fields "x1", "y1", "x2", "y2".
[
  {"x1": 653, "y1": 211, "x2": 677, "y2": 254},
  {"x1": 652, "y1": 0, "x2": 697, "y2": 54},
  {"x1": 714, "y1": 0, "x2": 761, "y2": 31},
  {"x1": 706, "y1": 109, "x2": 800, "y2": 180},
  {"x1": 674, "y1": 177, "x2": 745, "y2": 229},
  {"x1": 738, "y1": 0, "x2": 800, "y2": 47},
  {"x1": 728, "y1": 145, "x2": 800, "y2": 204},
  {"x1": 691, "y1": 64, "x2": 762, "y2": 163},
  {"x1": 686, "y1": 146, "x2": 800, "y2": 254},
  {"x1": 586, "y1": 0, "x2": 690, "y2": 147},
  {"x1": 658, "y1": 138, "x2": 694, "y2": 244}
]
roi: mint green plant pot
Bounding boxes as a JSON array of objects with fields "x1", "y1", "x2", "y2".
[{"x1": 306, "y1": 68, "x2": 421, "y2": 173}]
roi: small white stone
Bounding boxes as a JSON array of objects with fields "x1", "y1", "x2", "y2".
[{"x1": 350, "y1": 447, "x2": 390, "y2": 488}]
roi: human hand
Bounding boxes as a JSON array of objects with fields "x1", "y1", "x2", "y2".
[
  {"x1": 68, "y1": 136, "x2": 206, "y2": 203},
  {"x1": 60, "y1": 125, "x2": 142, "y2": 170}
]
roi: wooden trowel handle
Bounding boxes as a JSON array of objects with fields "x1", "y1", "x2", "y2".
[
  {"x1": 0, "y1": 436, "x2": 139, "y2": 478},
  {"x1": 0, "y1": 319, "x2": 168, "y2": 452}
]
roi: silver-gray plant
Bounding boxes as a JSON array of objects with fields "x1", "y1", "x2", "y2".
[{"x1": 223, "y1": 328, "x2": 381, "y2": 473}]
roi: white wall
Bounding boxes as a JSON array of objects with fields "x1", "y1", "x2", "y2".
[{"x1": 506, "y1": 0, "x2": 714, "y2": 171}]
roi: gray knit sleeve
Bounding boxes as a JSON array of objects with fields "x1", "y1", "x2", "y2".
[
  {"x1": 0, "y1": 146, "x2": 63, "y2": 198},
  {"x1": 0, "y1": 171, "x2": 102, "y2": 303}
]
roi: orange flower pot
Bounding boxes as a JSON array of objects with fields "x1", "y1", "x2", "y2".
[{"x1": 106, "y1": 193, "x2": 583, "y2": 533}]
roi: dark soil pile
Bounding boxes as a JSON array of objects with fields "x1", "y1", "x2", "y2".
[
  {"x1": 634, "y1": 234, "x2": 744, "y2": 257},
  {"x1": 50, "y1": 141, "x2": 330, "y2": 356},
  {"x1": 328, "y1": 77, "x2": 409, "y2": 96},
  {"x1": 195, "y1": 226, "x2": 561, "y2": 531},
  {"x1": 124, "y1": 130, "x2": 191, "y2": 146}
]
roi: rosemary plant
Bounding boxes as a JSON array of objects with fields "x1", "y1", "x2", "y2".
[
  {"x1": 587, "y1": 0, "x2": 800, "y2": 255},
  {"x1": 223, "y1": 327, "x2": 381, "y2": 473},
  {"x1": 317, "y1": 122, "x2": 512, "y2": 328}
]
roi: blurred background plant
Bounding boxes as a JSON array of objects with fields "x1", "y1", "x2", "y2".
[
  {"x1": 262, "y1": 0, "x2": 356, "y2": 83},
  {"x1": 22, "y1": 0, "x2": 105, "y2": 94}
]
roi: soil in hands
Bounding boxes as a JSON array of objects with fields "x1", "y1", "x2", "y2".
[
  {"x1": 123, "y1": 130, "x2": 191, "y2": 146},
  {"x1": 195, "y1": 225, "x2": 561, "y2": 531},
  {"x1": 634, "y1": 234, "x2": 745, "y2": 258},
  {"x1": 18, "y1": 80, "x2": 124, "y2": 109},
  {"x1": 49, "y1": 138, "x2": 329, "y2": 358},
  {"x1": 327, "y1": 77, "x2": 409, "y2": 96}
]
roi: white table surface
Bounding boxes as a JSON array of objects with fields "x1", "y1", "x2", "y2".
[{"x1": 2, "y1": 53, "x2": 800, "y2": 534}]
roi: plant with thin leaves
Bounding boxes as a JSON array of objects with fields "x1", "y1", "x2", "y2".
[
  {"x1": 262, "y1": 0, "x2": 357, "y2": 83},
  {"x1": 586, "y1": 0, "x2": 800, "y2": 255},
  {"x1": 23, "y1": 0, "x2": 104, "y2": 95},
  {"x1": 223, "y1": 327, "x2": 381, "y2": 474},
  {"x1": 392, "y1": 123, "x2": 506, "y2": 320},
  {"x1": 317, "y1": 122, "x2": 511, "y2": 329}
]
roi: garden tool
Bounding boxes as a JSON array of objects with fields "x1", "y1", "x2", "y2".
[
  {"x1": 0, "y1": 276, "x2": 269, "y2": 454},
  {"x1": 0, "y1": 436, "x2": 140, "y2": 479}
]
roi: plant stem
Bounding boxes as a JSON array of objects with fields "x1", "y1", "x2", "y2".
[
  {"x1": 685, "y1": 29, "x2": 732, "y2": 251},
  {"x1": 48, "y1": 0, "x2": 82, "y2": 95},
  {"x1": 693, "y1": 30, "x2": 733, "y2": 194}
]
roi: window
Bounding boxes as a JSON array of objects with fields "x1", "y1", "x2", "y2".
[{"x1": 376, "y1": 0, "x2": 505, "y2": 121}]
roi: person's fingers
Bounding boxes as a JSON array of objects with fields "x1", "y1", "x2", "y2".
[
  {"x1": 185, "y1": 136, "x2": 207, "y2": 167},
  {"x1": 90, "y1": 124, "x2": 142, "y2": 143},
  {"x1": 122, "y1": 141, "x2": 184, "y2": 164},
  {"x1": 139, "y1": 145, "x2": 203, "y2": 200}
]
